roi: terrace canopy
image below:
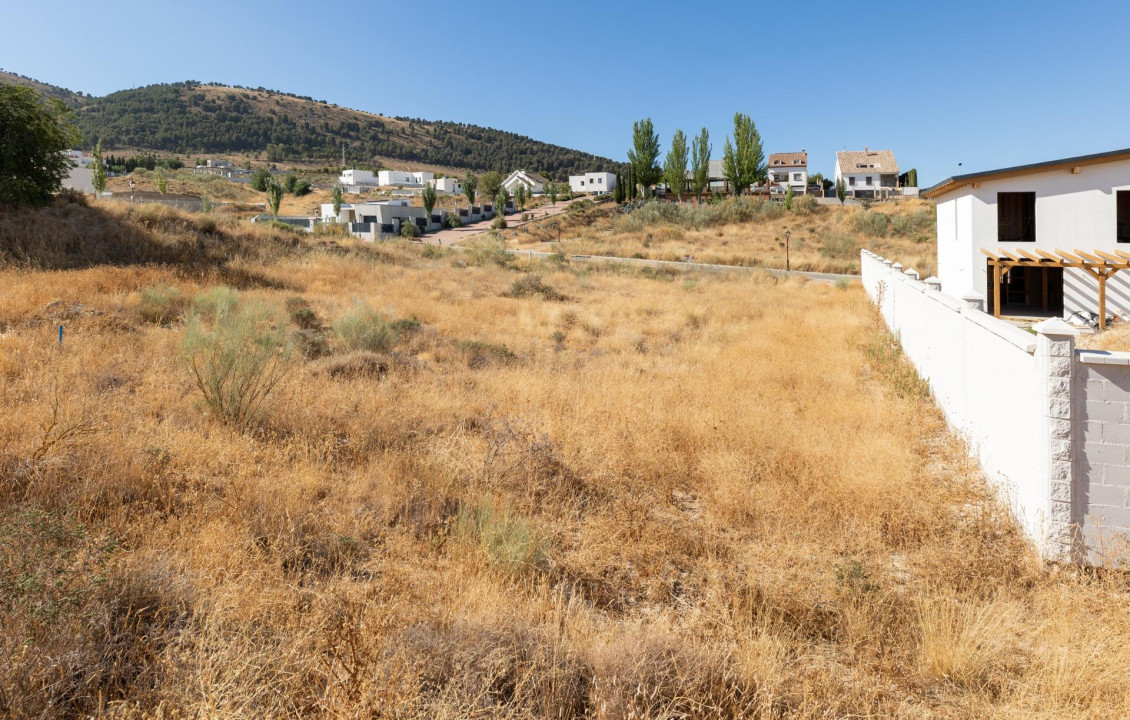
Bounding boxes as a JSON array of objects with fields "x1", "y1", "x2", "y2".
[{"x1": 980, "y1": 247, "x2": 1129, "y2": 329}]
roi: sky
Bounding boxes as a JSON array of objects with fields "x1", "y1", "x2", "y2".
[{"x1": 3, "y1": 0, "x2": 1129, "y2": 187}]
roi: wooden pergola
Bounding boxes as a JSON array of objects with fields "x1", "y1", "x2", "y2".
[{"x1": 981, "y1": 247, "x2": 1130, "y2": 330}]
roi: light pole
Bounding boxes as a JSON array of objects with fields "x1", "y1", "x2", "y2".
[{"x1": 785, "y1": 229, "x2": 791, "y2": 272}]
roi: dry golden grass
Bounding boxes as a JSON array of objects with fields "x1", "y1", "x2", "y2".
[
  {"x1": 1, "y1": 203, "x2": 1129, "y2": 718},
  {"x1": 512, "y1": 197, "x2": 938, "y2": 276}
]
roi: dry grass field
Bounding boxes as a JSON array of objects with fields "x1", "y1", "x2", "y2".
[
  {"x1": 1, "y1": 198, "x2": 1129, "y2": 718},
  {"x1": 512, "y1": 197, "x2": 938, "y2": 276}
]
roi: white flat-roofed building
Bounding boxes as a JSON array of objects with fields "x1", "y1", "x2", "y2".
[{"x1": 569, "y1": 171, "x2": 615, "y2": 195}]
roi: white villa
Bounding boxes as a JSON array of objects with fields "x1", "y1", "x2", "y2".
[
  {"x1": 924, "y1": 147, "x2": 1130, "y2": 324},
  {"x1": 379, "y1": 170, "x2": 433, "y2": 187},
  {"x1": 503, "y1": 170, "x2": 547, "y2": 196},
  {"x1": 337, "y1": 169, "x2": 435, "y2": 192},
  {"x1": 569, "y1": 171, "x2": 615, "y2": 195},
  {"x1": 834, "y1": 148, "x2": 899, "y2": 197},
  {"x1": 433, "y1": 177, "x2": 462, "y2": 195},
  {"x1": 767, "y1": 151, "x2": 808, "y2": 195}
]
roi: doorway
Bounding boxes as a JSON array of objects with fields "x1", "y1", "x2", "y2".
[{"x1": 987, "y1": 263, "x2": 1063, "y2": 317}]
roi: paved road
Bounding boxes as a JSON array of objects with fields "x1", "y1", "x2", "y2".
[{"x1": 427, "y1": 196, "x2": 588, "y2": 246}]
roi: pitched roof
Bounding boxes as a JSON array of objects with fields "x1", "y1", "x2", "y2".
[
  {"x1": 505, "y1": 169, "x2": 547, "y2": 186},
  {"x1": 768, "y1": 152, "x2": 807, "y2": 168},
  {"x1": 922, "y1": 147, "x2": 1130, "y2": 199},
  {"x1": 836, "y1": 149, "x2": 898, "y2": 175}
]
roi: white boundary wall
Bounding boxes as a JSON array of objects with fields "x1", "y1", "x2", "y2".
[{"x1": 862, "y1": 250, "x2": 1130, "y2": 564}]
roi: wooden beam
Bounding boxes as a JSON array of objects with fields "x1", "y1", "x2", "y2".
[
  {"x1": 1036, "y1": 248, "x2": 1062, "y2": 263},
  {"x1": 980, "y1": 248, "x2": 1002, "y2": 261},
  {"x1": 1075, "y1": 249, "x2": 1109, "y2": 265},
  {"x1": 1094, "y1": 249, "x2": 1129, "y2": 265},
  {"x1": 1114, "y1": 249, "x2": 1130, "y2": 262},
  {"x1": 1056, "y1": 249, "x2": 1086, "y2": 264},
  {"x1": 1099, "y1": 273, "x2": 1108, "y2": 331},
  {"x1": 993, "y1": 261, "x2": 1002, "y2": 318},
  {"x1": 1016, "y1": 248, "x2": 1044, "y2": 263},
  {"x1": 998, "y1": 249, "x2": 1024, "y2": 263}
]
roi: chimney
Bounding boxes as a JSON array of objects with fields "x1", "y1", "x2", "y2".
[{"x1": 864, "y1": 146, "x2": 869, "y2": 153}]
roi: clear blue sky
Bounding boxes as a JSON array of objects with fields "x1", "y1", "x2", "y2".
[{"x1": 4, "y1": 0, "x2": 1129, "y2": 186}]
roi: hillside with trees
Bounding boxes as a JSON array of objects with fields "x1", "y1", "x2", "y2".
[{"x1": 0, "y1": 71, "x2": 617, "y2": 177}]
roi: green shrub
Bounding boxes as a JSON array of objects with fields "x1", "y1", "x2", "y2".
[
  {"x1": 181, "y1": 292, "x2": 292, "y2": 425},
  {"x1": 388, "y1": 317, "x2": 422, "y2": 336},
  {"x1": 447, "y1": 214, "x2": 462, "y2": 228},
  {"x1": 400, "y1": 222, "x2": 419, "y2": 239},
  {"x1": 790, "y1": 194, "x2": 820, "y2": 215},
  {"x1": 820, "y1": 233, "x2": 857, "y2": 259},
  {"x1": 138, "y1": 285, "x2": 184, "y2": 325},
  {"x1": 293, "y1": 179, "x2": 312, "y2": 196},
  {"x1": 852, "y1": 210, "x2": 891, "y2": 237},
  {"x1": 466, "y1": 238, "x2": 513, "y2": 268},
  {"x1": 504, "y1": 275, "x2": 567, "y2": 301},
  {"x1": 455, "y1": 340, "x2": 517, "y2": 368},
  {"x1": 492, "y1": 215, "x2": 507, "y2": 230},
  {"x1": 191, "y1": 285, "x2": 239, "y2": 321},
  {"x1": 333, "y1": 305, "x2": 397, "y2": 353},
  {"x1": 890, "y1": 208, "x2": 935, "y2": 238},
  {"x1": 456, "y1": 499, "x2": 546, "y2": 572}
]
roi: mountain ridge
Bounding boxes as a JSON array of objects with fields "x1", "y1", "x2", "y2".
[{"x1": 0, "y1": 70, "x2": 618, "y2": 177}]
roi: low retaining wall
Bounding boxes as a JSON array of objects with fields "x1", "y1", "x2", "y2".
[{"x1": 862, "y1": 250, "x2": 1130, "y2": 564}]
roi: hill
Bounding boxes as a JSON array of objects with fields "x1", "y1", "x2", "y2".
[{"x1": 0, "y1": 70, "x2": 618, "y2": 176}]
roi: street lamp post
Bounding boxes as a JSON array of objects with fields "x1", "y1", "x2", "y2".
[{"x1": 785, "y1": 229, "x2": 791, "y2": 272}]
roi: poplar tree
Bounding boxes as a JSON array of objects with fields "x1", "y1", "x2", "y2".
[
  {"x1": 663, "y1": 129, "x2": 688, "y2": 200},
  {"x1": 331, "y1": 185, "x2": 343, "y2": 218},
  {"x1": 463, "y1": 171, "x2": 477, "y2": 209},
  {"x1": 91, "y1": 140, "x2": 107, "y2": 196},
  {"x1": 422, "y1": 182, "x2": 437, "y2": 221},
  {"x1": 690, "y1": 128, "x2": 711, "y2": 202},
  {"x1": 627, "y1": 117, "x2": 661, "y2": 200},
  {"x1": 721, "y1": 112, "x2": 765, "y2": 197}
]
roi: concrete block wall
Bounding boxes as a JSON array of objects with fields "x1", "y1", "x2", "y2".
[
  {"x1": 862, "y1": 250, "x2": 1130, "y2": 564},
  {"x1": 1074, "y1": 352, "x2": 1130, "y2": 562}
]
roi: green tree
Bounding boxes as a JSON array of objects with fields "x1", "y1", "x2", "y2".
[
  {"x1": 156, "y1": 167, "x2": 168, "y2": 195},
  {"x1": 478, "y1": 170, "x2": 502, "y2": 201},
  {"x1": 331, "y1": 185, "x2": 343, "y2": 219},
  {"x1": 251, "y1": 168, "x2": 270, "y2": 191},
  {"x1": 0, "y1": 84, "x2": 80, "y2": 206},
  {"x1": 785, "y1": 184, "x2": 794, "y2": 210},
  {"x1": 463, "y1": 171, "x2": 478, "y2": 209},
  {"x1": 422, "y1": 181, "x2": 437, "y2": 222},
  {"x1": 663, "y1": 129, "x2": 688, "y2": 200},
  {"x1": 265, "y1": 177, "x2": 283, "y2": 217},
  {"x1": 91, "y1": 140, "x2": 107, "y2": 196},
  {"x1": 690, "y1": 127, "x2": 711, "y2": 203},
  {"x1": 547, "y1": 181, "x2": 558, "y2": 206},
  {"x1": 515, "y1": 184, "x2": 526, "y2": 211},
  {"x1": 627, "y1": 117, "x2": 661, "y2": 199},
  {"x1": 613, "y1": 172, "x2": 624, "y2": 203},
  {"x1": 721, "y1": 112, "x2": 765, "y2": 197},
  {"x1": 284, "y1": 174, "x2": 298, "y2": 193},
  {"x1": 494, "y1": 187, "x2": 509, "y2": 228},
  {"x1": 836, "y1": 178, "x2": 847, "y2": 205}
]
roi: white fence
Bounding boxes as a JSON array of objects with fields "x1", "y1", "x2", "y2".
[{"x1": 862, "y1": 250, "x2": 1130, "y2": 564}]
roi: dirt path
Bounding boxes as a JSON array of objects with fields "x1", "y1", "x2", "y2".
[{"x1": 427, "y1": 196, "x2": 588, "y2": 246}]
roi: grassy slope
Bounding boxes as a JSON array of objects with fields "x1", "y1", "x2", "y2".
[
  {"x1": 1, "y1": 201, "x2": 1128, "y2": 717},
  {"x1": 510, "y1": 197, "x2": 939, "y2": 276}
]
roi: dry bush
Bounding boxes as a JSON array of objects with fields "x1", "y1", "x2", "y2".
[{"x1": 180, "y1": 288, "x2": 292, "y2": 425}]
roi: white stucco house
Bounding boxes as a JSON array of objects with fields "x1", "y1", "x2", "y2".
[
  {"x1": 433, "y1": 177, "x2": 461, "y2": 195},
  {"x1": 569, "y1": 171, "x2": 615, "y2": 195},
  {"x1": 502, "y1": 170, "x2": 547, "y2": 196},
  {"x1": 339, "y1": 169, "x2": 378, "y2": 187},
  {"x1": 767, "y1": 151, "x2": 808, "y2": 194},
  {"x1": 834, "y1": 148, "x2": 899, "y2": 197},
  {"x1": 924, "y1": 147, "x2": 1130, "y2": 321},
  {"x1": 378, "y1": 170, "x2": 433, "y2": 187}
]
